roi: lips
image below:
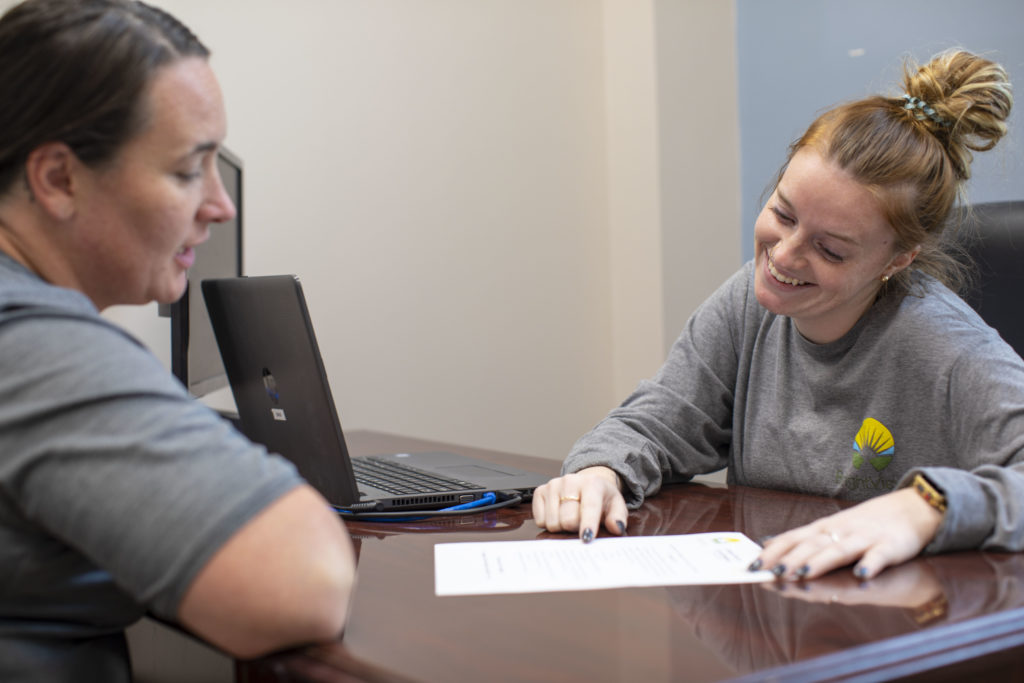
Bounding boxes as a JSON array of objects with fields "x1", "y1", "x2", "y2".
[{"x1": 175, "y1": 245, "x2": 196, "y2": 270}]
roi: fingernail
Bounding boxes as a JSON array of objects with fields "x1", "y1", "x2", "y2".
[
  {"x1": 582, "y1": 527, "x2": 594, "y2": 544},
  {"x1": 616, "y1": 520, "x2": 627, "y2": 535},
  {"x1": 759, "y1": 535, "x2": 775, "y2": 545},
  {"x1": 771, "y1": 564, "x2": 786, "y2": 578},
  {"x1": 854, "y1": 566, "x2": 869, "y2": 579},
  {"x1": 794, "y1": 565, "x2": 810, "y2": 579},
  {"x1": 747, "y1": 558, "x2": 763, "y2": 572}
]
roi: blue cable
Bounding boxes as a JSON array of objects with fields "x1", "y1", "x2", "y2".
[
  {"x1": 334, "y1": 492, "x2": 499, "y2": 521},
  {"x1": 440, "y1": 492, "x2": 497, "y2": 511}
]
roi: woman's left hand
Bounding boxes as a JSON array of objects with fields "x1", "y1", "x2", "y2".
[{"x1": 753, "y1": 487, "x2": 944, "y2": 581}]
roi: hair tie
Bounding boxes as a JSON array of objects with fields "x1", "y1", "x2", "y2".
[{"x1": 902, "y1": 94, "x2": 950, "y2": 127}]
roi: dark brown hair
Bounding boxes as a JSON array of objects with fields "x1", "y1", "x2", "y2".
[{"x1": 0, "y1": 0, "x2": 209, "y2": 194}]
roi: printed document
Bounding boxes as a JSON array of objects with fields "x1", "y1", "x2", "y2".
[{"x1": 434, "y1": 532, "x2": 773, "y2": 596}]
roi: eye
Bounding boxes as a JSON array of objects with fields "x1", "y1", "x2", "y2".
[
  {"x1": 176, "y1": 170, "x2": 202, "y2": 182},
  {"x1": 771, "y1": 206, "x2": 795, "y2": 225},
  {"x1": 818, "y1": 243, "x2": 844, "y2": 263}
]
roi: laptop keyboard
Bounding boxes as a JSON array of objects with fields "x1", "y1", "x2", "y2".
[{"x1": 352, "y1": 456, "x2": 487, "y2": 495}]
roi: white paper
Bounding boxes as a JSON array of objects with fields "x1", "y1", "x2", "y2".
[{"x1": 434, "y1": 532, "x2": 774, "y2": 596}]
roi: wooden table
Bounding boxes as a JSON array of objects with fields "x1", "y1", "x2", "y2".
[{"x1": 235, "y1": 431, "x2": 1024, "y2": 682}]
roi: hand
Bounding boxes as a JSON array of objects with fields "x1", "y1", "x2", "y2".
[
  {"x1": 532, "y1": 466, "x2": 629, "y2": 542},
  {"x1": 752, "y1": 487, "x2": 943, "y2": 581}
]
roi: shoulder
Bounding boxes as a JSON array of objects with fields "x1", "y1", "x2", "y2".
[
  {"x1": 879, "y1": 272, "x2": 1019, "y2": 366},
  {"x1": 0, "y1": 252, "x2": 97, "y2": 315}
]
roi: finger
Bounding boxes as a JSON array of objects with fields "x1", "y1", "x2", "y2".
[
  {"x1": 546, "y1": 482, "x2": 574, "y2": 533},
  {"x1": 766, "y1": 531, "x2": 836, "y2": 579},
  {"x1": 531, "y1": 484, "x2": 550, "y2": 528},
  {"x1": 852, "y1": 539, "x2": 920, "y2": 580},
  {"x1": 754, "y1": 527, "x2": 821, "y2": 574},
  {"x1": 558, "y1": 494, "x2": 582, "y2": 535},
  {"x1": 549, "y1": 475, "x2": 587, "y2": 534},
  {"x1": 535, "y1": 479, "x2": 571, "y2": 533},
  {"x1": 602, "y1": 492, "x2": 629, "y2": 537},
  {"x1": 785, "y1": 533, "x2": 872, "y2": 581},
  {"x1": 575, "y1": 481, "x2": 609, "y2": 542}
]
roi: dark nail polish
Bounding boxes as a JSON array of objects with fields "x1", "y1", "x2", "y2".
[
  {"x1": 759, "y1": 535, "x2": 776, "y2": 545},
  {"x1": 616, "y1": 520, "x2": 627, "y2": 535},
  {"x1": 771, "y1": 564, "x2": 786, "y2": 578},
  {"x1": 795, "y1": 564, "x2": 810, "y2": 579},
  {"x1": 582, "y1": 527, "x2": 594, "y2": 544},
  {"x1": 854, "y1": 566, "x2": 869, "y2": 579},
  {"x1": 747, "y1": 558, "x2": 763, "y2": 572}
]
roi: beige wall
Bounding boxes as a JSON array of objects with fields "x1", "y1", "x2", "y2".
[{"x1": 11, "y1": 0, "x2": 741, "y2": 461}]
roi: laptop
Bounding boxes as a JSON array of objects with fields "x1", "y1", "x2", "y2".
[{"x1": 201, "y1": 274, "x2": 550, "y2": 512}]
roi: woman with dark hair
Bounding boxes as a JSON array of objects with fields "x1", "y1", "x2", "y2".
[
  {"x1": 0, "y1": 1, "x2": 355, "y2": 679},
  {"x1": 534, "y1": 49, "x2": 1021, "y2": 582}
]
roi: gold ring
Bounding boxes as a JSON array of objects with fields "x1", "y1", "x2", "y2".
[{"x1": 559, "y1": 494, "x2": 581, "y2": 503}]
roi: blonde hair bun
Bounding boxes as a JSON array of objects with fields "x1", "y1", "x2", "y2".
[{"x1": 902, "y1": 49, "x2": 1013, "y2": 180}]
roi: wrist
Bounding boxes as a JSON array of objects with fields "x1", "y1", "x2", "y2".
[
  {"x1": 901, "y1": 475, "x2": 945, "y2": 548},
  {"x1": 580, "y1": 465, "x2": 622, "y2": 491},
  {"x1": 911, "y1": 473, "x2": 947, "y2": 513}
]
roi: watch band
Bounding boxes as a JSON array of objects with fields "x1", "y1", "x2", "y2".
[{"x1": 912, "y1": 473, "x2": 947, "y2": 513}]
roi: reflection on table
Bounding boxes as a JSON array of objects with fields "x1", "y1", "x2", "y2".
[{"x1": 237, "y1": 431, "x2": 1024, "y2": 683}]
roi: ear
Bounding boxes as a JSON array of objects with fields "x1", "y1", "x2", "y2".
[
  {"x1": 24, "y1": 142, "x2": 79, "y2": 221},
  {"x1": 884, "y1": 245, "x2": 921, "y2": 279}
]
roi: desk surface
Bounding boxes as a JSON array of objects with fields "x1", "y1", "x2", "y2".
[{"x1": 237, "y1": 431, "x2": 1024, "y2": 683}]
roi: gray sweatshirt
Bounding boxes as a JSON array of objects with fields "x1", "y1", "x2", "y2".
[{"x1": 563, "y1": 261, "x2": 1024, "y2": 554}]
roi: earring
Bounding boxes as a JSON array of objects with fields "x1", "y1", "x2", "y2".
[{"x1": 881, "y1": 274, "x2": 890, "y2": 284}]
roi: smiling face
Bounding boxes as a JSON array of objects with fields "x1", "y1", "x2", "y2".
[
  {"x1": 71, "y1": 57, "x2": 235, "y2": 309},
  {"x1": 753, "y1": 147, "x2": 916, "y2": 343}
]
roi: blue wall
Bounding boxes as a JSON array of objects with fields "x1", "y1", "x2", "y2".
[{"x1": 736, "y1": 0, "x2": 1024, "y2": 261}]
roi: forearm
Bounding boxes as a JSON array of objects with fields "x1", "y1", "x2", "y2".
[
  {"x1": 905, "y1": 463, "x2": 1024, "y2": 554},
  {"x1": 177, "y1": 485, "x2": 357, "y2": 659}
]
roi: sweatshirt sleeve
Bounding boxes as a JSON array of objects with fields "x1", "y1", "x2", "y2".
[
  {"x1": 562, "y1": 264, "x2": 752, "y2": 507},
  {"x1": 900, "y1": 337, "x2": 1024, "y2": 554}
]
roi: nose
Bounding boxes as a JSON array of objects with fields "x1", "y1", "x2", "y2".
[
  {"x1": 198, "y1": 169, "x2": 237, "y2": 225},
  {"x1": 771, "y1": 230, "x2": 809, "y2": 268}
]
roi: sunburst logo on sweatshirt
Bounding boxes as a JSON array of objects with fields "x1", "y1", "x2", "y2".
[{"x1": 852, "y1": 418, "x2": 894, "y2": 471}]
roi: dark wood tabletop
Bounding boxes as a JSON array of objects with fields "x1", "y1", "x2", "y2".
[{"x1": 235, "y1": 431, "x2": 1024, "y2": 683}]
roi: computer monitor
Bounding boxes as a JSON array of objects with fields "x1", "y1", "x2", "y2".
[{"x1": 163, "y1": 146, "x2": 243, "y2": 397}]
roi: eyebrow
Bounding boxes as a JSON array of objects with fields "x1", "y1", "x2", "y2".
[
  {"x1": 194, "y1": 141, "x2": 219, "y2": 155},
  {"x1": 178, "y1": 141, "x2": 219, "y2": 161},
  {"x1": 776, "y1": 188, "x2": 861, "y2": 247}
]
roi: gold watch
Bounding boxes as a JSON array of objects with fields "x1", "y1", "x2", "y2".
[{"x1": 912, "y1": 473, "x2": 947, "y2": 513}]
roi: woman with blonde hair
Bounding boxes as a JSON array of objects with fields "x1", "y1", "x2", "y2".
[{"x1": 535, "y1": 49, "x2": 1020, "y2": 582}]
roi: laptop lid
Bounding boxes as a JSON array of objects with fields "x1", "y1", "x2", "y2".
[{"x1": 201, "y1": 275, "x2": 548, "y2": 511}]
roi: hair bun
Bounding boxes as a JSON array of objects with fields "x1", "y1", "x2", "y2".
[{"x1": 902, "y1": 49, "x2": 1013, "y2": 180}]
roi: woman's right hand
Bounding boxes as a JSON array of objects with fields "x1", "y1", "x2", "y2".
[{"x1": 531, "y1": 466, "x2": 629, "y2": 543}]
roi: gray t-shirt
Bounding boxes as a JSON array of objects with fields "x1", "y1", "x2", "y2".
[
  {"x1": 0, "y1": 253, "x2": 302, "y2": 679},
  {"x1": 564, "y1": 261, "x2": 1024, "y2": 554}
]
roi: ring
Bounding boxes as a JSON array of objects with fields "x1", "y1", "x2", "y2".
[{"x1": 559, "y1": 494, "x2": 581, "y2": 503}]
